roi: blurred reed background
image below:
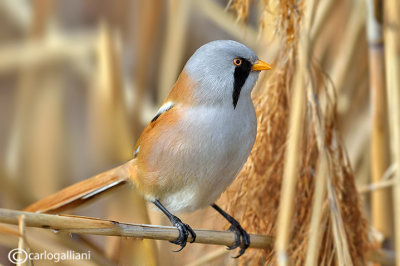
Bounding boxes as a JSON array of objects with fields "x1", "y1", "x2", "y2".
[{"x1": 0, "y1": 0, "x2": 399, "y2": 265}]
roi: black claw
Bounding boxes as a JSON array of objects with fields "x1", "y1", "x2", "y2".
[
  {"x1": 228, "y1": 221, "x2": 250, "y2": 258},
  {"x1": 153, "y1": 200, "x2": 196, "y2": 253},
  {"x1": 187, "y1": 224, "x2": 196, "y2": 243},
  {"x1": 226, "y1": 225, "x2": 241, "y2": 250},
  {"x1": 173, "y1": 245, "x2": 185, "y2": 253},
  {"x1": 211, "y1": 204, "x2": 250, "y2": 258},
  {"x1": 233, "y1": 249, "x2": 245, "y2": 259},
  {"x1": 169, "y1": 216, "x2": 196, "y2": 252}
]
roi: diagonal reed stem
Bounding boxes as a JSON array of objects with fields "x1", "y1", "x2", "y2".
[{"x1": 305, "y1": 153, "x2": 328, "y2": 266}]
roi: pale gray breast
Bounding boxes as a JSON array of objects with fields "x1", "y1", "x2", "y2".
[{"x1": 182, "y1": 101, "x2": 256, "y2": 181}]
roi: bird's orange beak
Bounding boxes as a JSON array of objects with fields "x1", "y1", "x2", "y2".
[{"x1": 252, "y1": 59, "x2": 272, "y2": 71}]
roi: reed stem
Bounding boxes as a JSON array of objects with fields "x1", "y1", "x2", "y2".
[
  {"x1": 0, "y1": 208, "x2": 273, "y2": 249},
  {"x1": 366, "y1": 0, "x2": 393, "y2": 239},
  {"x1": 384, "y1": 0, "x2": 400, "y2": 263}
]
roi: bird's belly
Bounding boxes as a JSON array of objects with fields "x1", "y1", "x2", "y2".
[
  {"x1": 161, "y1": 151, "x2": 248, "y2": 213},
  {"x1": 159, "y1": 104, "x2": 256, "y2": 213}
]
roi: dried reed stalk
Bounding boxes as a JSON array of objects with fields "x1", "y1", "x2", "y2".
[
  {"x1": 310, "y1": 0, "x2": 335, "y2": 43},
  {"x1": 0, "y1": 208, "x2": 273, "y2": 249},
  {"x1": 226, "y1": 0, "x2": 369, "y2": 265},
  {"x1": 358, "y1": 179, "x2": 396, "y2": 194},
  {"x1": 275, "y1": 0, "x2": 315, "y2": 263},
  {"x1": 17, "y1": 215, "x2": 27, "y2": 266},
  {"x1": 277, "y1": 10, "x2": 322, "y2": 264},
  {"x1": 158, "y1": 0, "x2": 190, "y2": 103},
  {"x1": 329, "y1": 0, "x2": 365, "y2": 95},
  {"x1": 366, "y1": 0, "x2": 392, "y2": 239},
  {"x1": 90, "y1": 23, "x2": 133, "y2": 163},
  {"x1": 0, "y1": 0, "x2": 30, "y2": 32},
  {"x1": 131, "y1": 0, "x2": 162, "y2": 139},
  {"x1": 305, "y1": 153, "x2": 328, "y2": 266},
  {"x1": 384, "y1": 0, "x2": 400, "y2": 263},
  {"x1": 0, "y1": 35, "x2": 95, "y2": 73}
]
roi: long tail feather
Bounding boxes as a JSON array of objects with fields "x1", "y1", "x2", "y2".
[{"x1": 24, "y1": 160, "x2": 136, "y2": 214}]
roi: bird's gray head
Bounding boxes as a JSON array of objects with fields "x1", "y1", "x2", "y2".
[{"x1": 184, "y1": 40, "x2": 270, "y2": 108}]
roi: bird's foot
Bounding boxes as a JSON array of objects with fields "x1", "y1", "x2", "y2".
[
  {"x1": 227, "y1": 220, "x2": 250, "y2": 258},
  {"x1": 169, "y1": 216, "x2": 196, "y2": 252}
]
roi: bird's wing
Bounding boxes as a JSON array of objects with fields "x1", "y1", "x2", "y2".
[
  {"x1": 24, "y1": 160, "x2": 136, "y2": 214},
  {"x1": 132, "y1": 102, "x2": 187, "y2": 197},
  {"x1": 133, "y1": 69, "x2": 194, "y2": 158}
]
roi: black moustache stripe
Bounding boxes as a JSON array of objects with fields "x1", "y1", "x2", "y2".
[{"x1": 232, "y1": 58, "x2": 252, "y2": 109}]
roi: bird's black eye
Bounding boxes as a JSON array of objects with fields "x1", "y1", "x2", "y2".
[{"x1": 233, "y1": 58, "x2": 242, "y2": 66}]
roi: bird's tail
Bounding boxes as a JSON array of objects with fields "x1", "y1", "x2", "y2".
[{"x1": 24, "y1": 160, "x2": 136, "y2": 214}]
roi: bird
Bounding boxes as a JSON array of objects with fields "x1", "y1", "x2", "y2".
[{"x1": 24, "y1": 40, "x2": 271, "y2": 257}]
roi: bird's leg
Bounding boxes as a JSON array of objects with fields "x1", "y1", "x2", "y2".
[
  {"x1": 153, "y1": 199, "x2": 196, "y2": 252},
  {"x1": 212, "y1": 203, "x2": 250, "y2": 258}
]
